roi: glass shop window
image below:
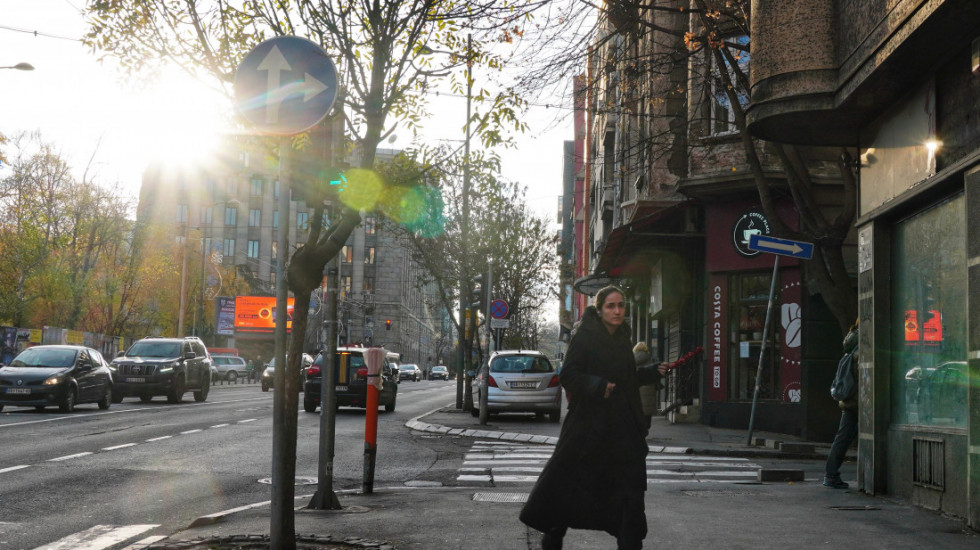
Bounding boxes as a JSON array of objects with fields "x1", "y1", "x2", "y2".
[
  {"x1": 729, "y1": 272, "x2": 780, "y2": 401},
  {"x1": 891, "y1": 194, "x2": 966, "y2": 428}
]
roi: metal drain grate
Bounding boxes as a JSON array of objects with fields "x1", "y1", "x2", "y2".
[
  {"x1": 473, "y1": 492, "x2": 528, "y2": 503},
  {"x1": 913, "y1": 437, "x2": 944, "y2": 490},
  {"x1": 681, "y1": 489, "x2": 765, "y2": 497}
]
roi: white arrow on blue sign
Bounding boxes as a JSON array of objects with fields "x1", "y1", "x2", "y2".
[
  {"x1": 234, "y1": 36, "x2": 338, "y2": 135},
  {"x1": 748, "y1": 234, "x2": 814, "y2": 260}
]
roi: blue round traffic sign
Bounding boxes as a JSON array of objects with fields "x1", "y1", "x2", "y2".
[
  {"x1": 490, "y1": 300, "x2": 509, "y2": 319},
  {"x1": 234, "y1": 36, "x2": 339, "y2": 135}
]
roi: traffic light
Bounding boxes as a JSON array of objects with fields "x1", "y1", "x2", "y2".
[
  {"x1": 385, "y1": 319, "x2": 392, "y2": 331},
  {"x1": 470, "y1": 273, "x2": 485, "y2": 310}
]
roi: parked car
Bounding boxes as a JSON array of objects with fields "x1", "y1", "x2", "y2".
[
  {"x1": 110, "y1": 336, "x2": 211, "y2": 404},
  {"x1": 262, "y1": 353, "x2": 314, "y2": 392},
  {"x1": 471, "y1": 350, "x2": 561, "y2": 422},
  {"x1": 303, "y1": 347, "x2": 398, "y2": 413},
  {"x1": 430, "y1": 365, "x2": 450, "y2": 380},
  {"x1": 213, "y1": 355, "x2": 249, "y2": 382},
  {"x1": 918, "y1": 361, "x2": 968, "y2": 424},
  {"x1": 398, "y1": 363, "x2": 422, "y2": 382},
  {"x1": 0, "y1": 345, "x2": 114, "y2": 413}
]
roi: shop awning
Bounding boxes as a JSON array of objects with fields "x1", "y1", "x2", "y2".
[{"x1": 594, "y1": 201, "x2": 701, "y2": 278}]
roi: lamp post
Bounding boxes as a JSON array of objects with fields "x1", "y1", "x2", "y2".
[
  {"x1": 0, "y1": 63, "x2": 34, "y2": 71},
  {"x1": 195, "y1": 199, "x2": 239, "y2": 341}
]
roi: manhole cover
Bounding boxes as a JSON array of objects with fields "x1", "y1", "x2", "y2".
[
  {"x1": 473, "y1": 492, "x2": 528, "y2": 503},
  {"x1": 257, "y1": 476, "x2": 319, "y2": 485},
  {"x1": 681, "y1": 489, "x2": 766, "y2": 497}
]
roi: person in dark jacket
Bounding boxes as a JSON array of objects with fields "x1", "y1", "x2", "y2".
[
  {"x1": 824, "y1": 319, "x2": 859, "y2": 489},
  {"x1": 519, "y1": 285, "x2": 666, "y2": 550}
]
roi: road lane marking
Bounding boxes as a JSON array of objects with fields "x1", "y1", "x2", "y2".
[
  {"x1": 120, "y1": 535, "x2": 167, "y2": 550},
  {"x1": 180, "y1": 429, "x2": 203, "y2": 434},
  {"x1": 0, "y1": 464, "x2": 30, "y2": 473},
  {"x1": 102, "y1": 443, "x2": 138, "y2": 451},
  {"x1": 209, "y1": 423, "x2": 230, "y2": 428},
  {"x1": 32, "y1": 523, "x2": 159, "y2": 550},
  {"x1": 145, "y1": 436, "x2": 172, "y2": 442},
  {"x1": 48, "y1": 452, "x2": 93, "y2": 462}
]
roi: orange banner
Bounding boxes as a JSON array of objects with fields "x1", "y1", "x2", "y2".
[{"x1": 235, "y1": 296, "x2": 294, "y2": 333}]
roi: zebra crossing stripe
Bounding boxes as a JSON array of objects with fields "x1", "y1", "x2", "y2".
[{"x1": 32, "y1": 524, "x2": 159, "y2": 550}]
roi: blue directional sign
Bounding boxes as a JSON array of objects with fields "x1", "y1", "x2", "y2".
[
  {"x1": 748, "y1": 234, "x2": 814, "y2": 260},
  {"x1": 234, "y1": 36, "x2": 338, "y2": 135}
]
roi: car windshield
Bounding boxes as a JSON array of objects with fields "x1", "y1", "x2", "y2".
[
  {"x1": 127, "y1": 341, "x2": 182, "y2": 358},
  {"x1": 11, "y1": 348, "x2": 77, "y2": 368},
  {"x1": 400, "y1": 364, "x2": 417, "y2": 370},
  {"x1": 432, "y1": 367, "x2": 447, "y2": 372},
  {"x1": 490, "y1": 355, "x2": 552, "y2": 373}
]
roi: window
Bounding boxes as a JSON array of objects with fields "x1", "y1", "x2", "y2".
[
  {"x1": 272, "y1": 241, "x2": 278, "y2": 261},
  {"x1": 364, "y1": 247, "x2": 375, "y2": 265},
  {"x1": 225, "y1": 205, "x2": 238, "y2": 226},
  {"x1": 273, "y1": 210, "x2": 279, "y2": 228},
  {"x1": 363, "y1": 276, "x2": 375, "y2": 293},
  {"x1": 341, "y1": 276, "x2": 351, "y2": 295},
  {"x1": 728, "y1": 272, "x2": 780, "y2": 401},
  {"x1": 296, "y1": 211, "x2": 309, "y2": 230},
  {"x1": 250, "y1": 178, "x2": 263, "y2": 196},
  {"x1": 223, "y1": 239, "x2": 235, "y2": 258},
  {"x1": 249, "y1": 208, "x2": 261, "y2": 227},
  {"x1": 247, "y1": 240, "x2": 260, "y2": 259},
  {"x1": 200, "y1": 206, "x2": 213, "y2": 225},
  {"x1": 363, "y1": 216, "x2": 376, "y2": 235},
  {"x1": 227, "y1": 179, "x2": 239, "y2": 196},
  {"x1": 891, "y1": 195, "x2": 966, "y2": 428},
  {"x1": 708, "y1": 35, "x2": 750, "y2": 135},
  {"x1": 274, "y1": 180, "x2": 279, "y2": 198},
  {"x1": 176, "y1": 204, "x2": 188, "y2": 223},
  {"x1": 205, "y1": 177, "x2": 217, "y2": 196},
  {"x1": 341, "y1": 245, "x2": 352, "y2": 263}
]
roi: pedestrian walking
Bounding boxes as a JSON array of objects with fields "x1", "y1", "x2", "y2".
[
  {"x1": 824, "y1": 319, "x2": 859, "y2": 489},
  {"x1": 250, "y1": 355, "x2": 262, "y2": 383},
  {"x1": 519, "y1": 285, "x2": 667, "y2": 550}
]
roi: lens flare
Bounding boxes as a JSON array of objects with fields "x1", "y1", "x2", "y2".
[{"x1": 339, "y1": 168, "x2": 384, "y2": 211}]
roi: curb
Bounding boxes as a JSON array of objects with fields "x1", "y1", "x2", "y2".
[{"x1": 144, "y1": 534, "x2": 395, "y2": 550}]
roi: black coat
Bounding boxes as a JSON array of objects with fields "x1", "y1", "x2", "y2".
[{"x1": 520, "y1": 306, "x2": 662, "y2": 536}]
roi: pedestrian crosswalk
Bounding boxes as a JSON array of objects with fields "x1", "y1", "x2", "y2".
[
  {"x1": 32, "y1": 524, "x2": 163, "y2": 550},
  {"x1": 458, "y1": 441, "x2": 761, "y2": 486}
]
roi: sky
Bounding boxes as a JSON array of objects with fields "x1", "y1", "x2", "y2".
[{"x1": 0, "y1": 0, "x2": 572, "y2": 222}]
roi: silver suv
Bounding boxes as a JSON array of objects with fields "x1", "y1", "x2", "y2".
[{"x1": 110, "y1": 337, "x2": 211, "y2": 403}]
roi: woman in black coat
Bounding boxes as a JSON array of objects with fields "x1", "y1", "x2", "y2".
[{"x1": 520, "y1": 285, "x2": 666, "y2": 550}]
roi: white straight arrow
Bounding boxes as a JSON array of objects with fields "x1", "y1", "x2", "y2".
[
  {"x1": 763, "y1": 240, "x2": 803, "y2": 254},
  {"x1": 257, "y1": 46, "x2": 291, "y2": 123}
]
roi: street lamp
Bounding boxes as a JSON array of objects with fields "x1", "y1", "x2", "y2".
[
  {"x1": 0, "y1": 62, "x2": 34, "y2": 71},
  {"x1": 195, "y1": 198, "x2": 239, "y2": 341}
]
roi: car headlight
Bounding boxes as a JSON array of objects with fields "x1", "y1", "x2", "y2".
[
  {"x1": 44, "y1": 376, "x2": 63, "y2": 386},
  {"x1": 262, "y1": 370, "x2": 272, "y2": 378}
]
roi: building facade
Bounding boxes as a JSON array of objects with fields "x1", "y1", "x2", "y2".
[{"x1": 748, "y1": 0, "x2": 980, "y2": 527}]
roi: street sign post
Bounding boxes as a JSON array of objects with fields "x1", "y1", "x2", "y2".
[
  {"x1": 234, "y1": 36, "x2": 338, "y2": 135},
  {"x1": 748, "y1": 234, "x2": 814, "y2": 260},
  {"x1": 490, "y1": 299, "x2": 509, "y2": 319},
  {"x1": 490, "y1": 318, "x2": 511, "y2": 330}
]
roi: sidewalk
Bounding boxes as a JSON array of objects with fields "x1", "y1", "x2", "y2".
[{"x1": 142, "y1": 408, "x2": 973, "y2": 550}]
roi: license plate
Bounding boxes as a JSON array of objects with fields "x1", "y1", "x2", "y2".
[
  {"x1": 510, "y1": 381, "x2": 537, "y2": 389},
  {"x1": 6, "y1": 388, "x2": 30, "y2": 395},
  {"x1": 126, "y1": 377, "x2": 146, "y2": 383},
  {"x1": 335, "y1": 385, "x2": 348, "y2": 392}
]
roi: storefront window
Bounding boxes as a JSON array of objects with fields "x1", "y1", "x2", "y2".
[
  {"x1": 729, "y1": 272, "x2": 780, "y2": 400},
  {"x1": 892, "y1": 194, "x2": 966, "y2": 428}
]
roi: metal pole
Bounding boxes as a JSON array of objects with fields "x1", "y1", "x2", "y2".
[
  {"x1": 270, "y1": 135, "x2": 291, "y2": 541},
  {"x1": 196, "y1": 228, "x2": 207, "y2": 337},
  {"x1": 311, "y1": 253, "x2": 341, "y2": 509},
  {"x1": 177, "y1": 223, "x2": 189, "y2": 336},
  {"x1": 456, "y1": 34, "x2": 473, "y2": 409},
  {"x1": 746, "y1": 255, "x2": 780, "y2": 445}
]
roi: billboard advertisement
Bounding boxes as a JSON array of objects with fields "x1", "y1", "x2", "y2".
[{"x1": 235, "y1": 296, "x2": 294, "y2": 333}]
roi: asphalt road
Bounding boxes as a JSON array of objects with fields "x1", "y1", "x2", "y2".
[{"x1": 0, "y1": 378, "x2": 458, "y2": 550}]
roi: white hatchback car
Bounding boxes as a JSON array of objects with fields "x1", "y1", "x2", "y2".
[{"x1": 472, "y1": 350, "x2": 561, "y2": 422}]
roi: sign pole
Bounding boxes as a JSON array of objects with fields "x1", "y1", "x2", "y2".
[
  {"x1": 270, "y1": 135, "x2": 291, "y2": 543},
  {"x1": 746, "y1": 255, "x2": 779, "y2": 445}
]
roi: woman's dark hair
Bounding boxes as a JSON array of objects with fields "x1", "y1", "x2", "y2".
[{"x1": 594, "y1": 285, "x2": 625, "y2": 309}]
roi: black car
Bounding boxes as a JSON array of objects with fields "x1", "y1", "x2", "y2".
[
  {"x1": 261, "y1": 353, "x2": 313, "y2": 392},
  {"x1": 303, "y1": 347, "x2": 398, "y2": 413},
  {"x1": 429, "y1": 366, "x2": 450, "y2": 380},
  {"x1": 110, "y1": 337, "x2": 211, "y2": 403},
  {"x1": 0, "y1": 345, "x2": 114, "y2": 413}
]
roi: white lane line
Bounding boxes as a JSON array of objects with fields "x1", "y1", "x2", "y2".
[
  {"x1": 145, "y1": 436, "x2": 172, "y2": 442},
  {"x1": 32, "y1": 523, "x2": 159, "y2": 550},
  {"x1": 238, "y1": 418, "x2": 258, "y2": 423},
  {"x1": 180, "y1": 429, "x2": 203, "y2": 435},
  {"x1": 120, "y1": 535, "x2": 167, "y2": 550},
  {"x1": 0, "y1": 464, "x2": 30, "y2": 473},
  {"x1": 102, "y1": 443, "x2": 138, "y2": 451},
  {"x1": 48, "y1": 452, "x2": 93, "y2": 462},
  {"x1": 209, "y1": 424, "x2": 230, "y2": 428}
]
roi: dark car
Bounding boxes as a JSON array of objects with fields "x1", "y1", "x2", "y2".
[
  {"x1": 303, "y1": 346, "x2": 398, "y2": 413},
  {"x1": 110, "y1": 336, "x2": 211, "y2": 404},
  {"x1": 430, "y1": 366, "x2": 450, "y2": 380},
  {"x1": 0, "y1": 345, "x2": 114, "y2": 413},
  {"x1": 918, "y1": 361, "x2": 968, "y2": 425},
  {"x1": 261, "y1": 353, "x2": 313, "y2": 392}
]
